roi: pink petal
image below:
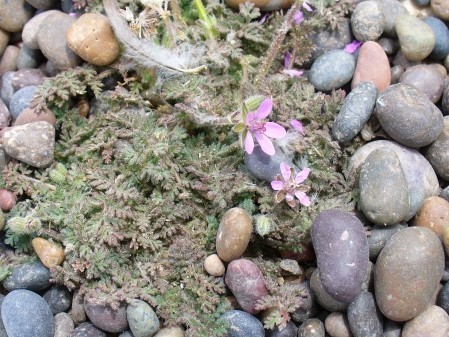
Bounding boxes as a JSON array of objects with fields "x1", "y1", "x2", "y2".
[
  {"x1": 293, "y1": 10, "x2": 304, "y2": 24},
  {"x1": 295, "y1": 191, "x2": 311, "y2": 206},
  {"x1": 271, "y1": 180, "x2": 284, "y2": 191},
  {"x1": 295, "y1": 168, "x2": 310, "y2": 183},
  {"x1": 264, "y1": 122, "x2": 287, "y2": 139},
  {"x1": 255, "y1": 99, "x2": 273, "y2": 119},
  {"x1": 303, "y1": 2, "x2": 313, "y2": 12},
  {"x1": 291, "y1": 119, "x2": 304, "y2": 134},
  {"x1": 280, "y1": 162, "x2": 291, "y2": 181},
  {"x1": 244, "y1": 132, "x2": 255, "y2": 154},
  {"x1": 255, "y1": 132, "x2": 275, "y2": 155},
  {"x1": 259, "y1": 13, "x2": 270, "y2": 24},
  {"x1": 344, "y1": 40, "x2": 362, "y2": 54},
  {"x1": 245, "y1": 111, "x2": 257, "y2": 124},
  {"x1": 284, "y1": 51, "x2": 292, "y2": 69},
  {"x1": 282, "y1": 69, "x2": 304, "y2": 78}
]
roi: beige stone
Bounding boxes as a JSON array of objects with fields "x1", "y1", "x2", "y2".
[
  {"x1": 203, "y1": 254, "x2": 225, "y2": 276},
  {"x1": 154, "y1": 327, "x2": 185, "y2": 337},
  {"x1": 32, "y1": 237, "x2": 64, "y2": 268}
]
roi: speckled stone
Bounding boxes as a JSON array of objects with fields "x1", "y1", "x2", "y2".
[
  {"x1": 347, "y1": 292, "x2": 383, "y2": 337},
  {"x1": 0, "y1": 295, "x2": 7, "y2": 337},
  {"x1": 54, "y1": 312, "x2": 75, "y2": 337},
  {"x1": 309, "y1": 20, "x2": 352, "y2": 62},
  {"x1": 422, "y1": 17, "x2": 449, "y2": 60},
  {"x1": 1, "y1": 289, "x2": 54, "y2": 337},
  {"x1": 308, "y1": 50, "x2": 355, "y2": 92},
  {"x1": 376, "y1": 83, "x2": 443, "y2": 148},
  {"x1": 368, "y1": 224, "x2": 406, "y2": 260},
  {"x1": 377, "y1": 0, "x2": 407, "y2": 38},
  {"x1": 359, "y1": 148, "x2": 409, "y2": 225},
  {"x1": 431, "y1": 0, "x2": 449, "y2": 21},
  {"x1": 26, "y1": 0, "x2": 58, "y2": 10},
  {"x1": 83, "y1": 297, "x2": 128, "y2": 333},
  {"x1": 310, "y1": 269, "x2": 347, "y2": 312},
  {"x1": 426, "y1": 116, "x2": 449, "y2": 181},
  {"x1": 0, "y1": 46, "x2": 19, "y2": 75},
  {"x1": 9, "y1": 85, "x2": 37, "y2": 119},
  {"x1": 267, "y1": 321, "x2": 297, "y2": 337},
  {"x1": 395, "y1": 14, "x2": 435, "y2": 62},
  {"x1": 0, "y1": 71, "x2": 15, "y2": 106},
  {"x1": 351, "y1": 1, "x2": 384, "y2": 42},
  {"x1": 297, "y1": 318, "x2": 325, "y2": 337},
  {"x1": 0, "y1": 97, "x2": 10, "y2": 129},
  {"x1": 244, "y1": 145, "x2": 294, "y2": 182},
  {"x1": 225, "y1": 259, "x2": 268, "y2": 314},
  {"x1": 43, "y1": 285, "x2": 72, "y2": 315},
  {"x1": 332, "y1": 82, "x2": 377, "y2": 143},
  {"x1": 127, "y1": 299, "x2": 159, "y2": 337},
  {"x1": 375, "y1": 227, "x2": 445, "y2": 321},
  {"x1": 216, "y1": 207, "x2": 252, "y2": 262},
  {"x1": 12, "y1": 68, "x2": 45, "y2": 90},
  {"x1": 291, "y1": 281, "x2": 318, "y2": 323},
  {"x1": 0, "y1": 0, "x2": 34, "y2": 33},
  {"x1": 4, "y1": 121, "x2": 55, "y2": 168},
  {"x1": 69, "y1": 323, "x2": 106, "y2": 337},
  {"x1": 221, "y1": 310, "x2": 265, "y2": 337},
  {"x1": 399, "y1": 64, "x2": 445, "y2": 103},
  {"x1": 22, "y1": 10, "x2": 60, "y2": 50},
  {"x1": 3, "y1": 261, "x2": 51, "y2": 291},
  {"x1": 324, "y1": 312, "x2": 352, "y2": 337},
  {"x1": 402, "y1": 305, "x2": 449, "y2": 337}
]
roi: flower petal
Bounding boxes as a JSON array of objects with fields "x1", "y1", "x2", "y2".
[
  {"x1": 271, "y1": 180, "x2": 284, "y2": 191},
  {"x1": 295, "y1": 191, "x2": 311, "y2": 206},
  {"x1": 293, "y1": 10, "x2": 304, "y2": 24},
  {"x1": 286, "y1": 193, "x2": 296, "y2": 207},
  {"x1": 282, "y1": 69, "x2": 304, "y2": 78},
  {"x1": 344, "y1": 40, "x2": 362, "y2": 54},
  {"x1": 280, "y1": 162, "x2": 291, "y2": 181},
  {"x1": 275, "y1": 190, "x2": 286, "y2": 203},
  {"x1": 255, "y1": 98, "x2": 273, "y2": 119},
  {"x1": 284, "y1": 51, "x2": 292, "y2": 69},
  {"x1": 295, "y1": 168, "x2": 311, "y2": 183},
  {"x1": 255, "y1": 132, "x2": 275, "y2": 155},
  {"x1": 244, "y1": 132, "x2": 255, "y2": 154},
  {"x1": 245, "y1": 111, "x2": 257, "y2": 124},
  {"x1": 290, "y1": 119, "x2": 304, "y2": 134},
  {"x1": 264, "y1": 122, "x2": 287, "y2": 139},
  {"x1": 303, "y1": 2, "x2": 313, "y2": 12}
]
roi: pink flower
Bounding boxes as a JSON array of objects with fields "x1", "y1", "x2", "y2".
[
  {"x1": 303, "y1": 1, "x2": 313, "y2": 12},
  {"x1": 293, "y1": 11, "x2": 305, "y2": 24},
  {"x1": 344, "y1": 40, "x2": 362, "y2": 54},
  {"x1": 282, "y1": 52, "x2": 304, "y2": 78},
  {"x1": 271, "y1": 162, "x2": 311, "y2": 208},
  {"x1": 291, "y1": 119, "x2": 304, "y2": 134}
]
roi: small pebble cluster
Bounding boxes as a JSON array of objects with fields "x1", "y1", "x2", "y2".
[{"x1": 1, "y1": 0, "x2": 449, "y2": 337}]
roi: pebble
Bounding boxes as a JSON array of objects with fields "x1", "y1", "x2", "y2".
[
  {"x1": 310, "y1": 269, "x2": 347, "y2": 312},
  {"x1": 377, "y1": 0, "x2": 407, "y2": 38},
  {"x1": 22, "y1": 10, "x2": 59, "y2": 50},
  {"x1": 12, "y1": 68, "x2": 45, "y2": 90},
  {"x1": 350, "y1": 1, "x2": 384, "y2": 42},
  {"x1": 37, "y1": 11, "x2": 82, "y2": 69},
  {"x1": 332, "y1": 82, "x2": 376, "y2": 143},
  {"x1": 439, "y1": 281, "x2": 449, "y2": 314},
  {"x1": 3, "y1": 261, "x2": 51, "y2": 291},
  {"x1": 377, "y1": 37, "x2": 399, "y2": 56},
  {"x1": 54, "y1": 312, "x2": 75, "y2": 337},
  {"x1": 297, "y1": 318, "x2": 325, "y2": 337},
  {"x1": 267, "y1": 321, "x2": 296, "y2": 337},
  {"x1": 26, "y1": 0, "x2": 58, "y2": 10},
  {"x1": 0, "y1": 0, "x2": 34, "y2": 33},
  {"x1": 17, "y1": 45, "x2": 43, "y2": 70},
  {"x1": 383, "y1": 319, "x2": 401, "y2": 337},
  {"x1": 347, "y1": 292, "x2": 383, "y2": 337},
  {"x1": 9, "y1": 85, "x2": 37, "y2": 120},
  {"x1": 83, "y1": 297, "x2": 128, "y2": 333},
  {"x1": 43, "y1": 285, "x2": 72, "y2": 314},
  {"x1": 359, "y1": 148, "x2": 409, "y2": 225},
  {"x1": 224, "y1": 0, "x2": 292, "y2": 10},
  {"x1": 422, "y1": 17, "x2": 449, "y2": 60},
  {"x1": 0, "y1": 28, "x2": 8, "y2": 56},
  {"x1": 324, "y1": 312, "x2": 352, "y2": 337},
  {"x1": 279, "y1": 259, "x2": 301, "y2": 276},
  {"x1": 0, "y1": 98, "x2": 10, "y2": 129},
  {"x1": 204, "y1": 254, "x2": 225, "y2": 276},
  {"x1": 216, "y1": 207, "x2": 252, "y2": 262},
  {"x1": 244, "y1": 145, "x2": 294, "y2": 182},
  {"x1": 441, "y1": 79, "x2": 449, "y2": 115},
  {"x1": 395, "y1": 14, "x2": 435, "y2": 61},
  {"x1": 0, "y1": 45, "x2": 19, "y2": 75},
  {"x1": 32, "y1": 237, "x2": 64, "y2": 268},
  {"x1": 69, "y1": 322, "x2": 106, "y2": 337},
  {"x1": 426, "y1": 116, "x2": 449, "y2": 180},
  {"x1": 1, "y1": 289, "x2": 54, "y2": 337},
  {"x1": 0, "y1": 189, "x2": 15, "y2": 211},
  {"x1": 67, "y1": 13, "x2": 120, "y2": 66},
  {"x1": 0, "y1": 295, "x2": 6, "y2": 337},
  {"x1": 402, "y1": 305, "x2": 449, "y2": 337},
  {"x1": 225, "y1": 258, "x2": 268, "y2": 314},
  {"x1": 118, "y1": 332, "x2": 134, "y2": 337},
  {"x1": 312, "y1": 209, "x2": 368, "y2": 303},
  {"x1": 431, "y1": 0, "x2": 449, "y2": 21},
  {"x1": 153, "y1": 327, "x2": 184, "y2": 337},
  {"x1": 392, "y1": 50, "x2": 420, "y2": 70},
  {"x1": 69, "y1": 290, "x2": 86, "y2": 325},
  {"x1": 368, "y1": 224, "x2": 406, "y2": 260},
  {"x1": 309, "y1": 20, "x2": 352, "y2": 62},
  {"x1": 221, "y1": 310, "x2": 265, "y2": 337},
  {"x1": 127, "y1": 299, "x2": 159, "y2": 337},
  {"x1": 291, "y1": 281, "x2": 318, "y2": 323},
  {"x1": 399, "y1": 64, "x2": 445, "y2": 103},
  {"x1": 375, "y1": 83, "x2": 443, "y2": 148},
  {"x1": 14, "y1": 106, "x2": 56, "y2": 126},
  {"x1": 4, "y1": 121, "x2": 55, "y2": 168},
  {"x1": 375, "y1": 227, "x2": 444, "y2": 321},
  {"x1": 308, "y1": 50, "x2": 355, "y2": 92},
  {"x1": 0, "y1": 71, "x2": 15, "y2": 106},
  {"x1": 413, "y1": 196, "x2": 449, "y2": 239}
]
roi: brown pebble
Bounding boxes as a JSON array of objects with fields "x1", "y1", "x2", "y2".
[
  {"x1": 69, "y1": 290, "x2": 86, "y2": 325},
  {"x1": 204, "y1": 254, "x2": 225, "y2": 276},
  {"x1": 325, "y1": 312, "x2": 353, "y2": 337},
  {"x1": 399, "y1": 64, "x2": 445, "y2": 103},
  {"x1": 14, "y1": 107, "x2": 56, "y2": 126},
  {"x1": 402, "y1": 305, "x2": 449, "y2": 337},
  {"x1": 0, "y1": 28, "x2": 9, "y2": 56},
  {"x1": 0, "y1": 45, "x2": 19, "y2": 76},
  {"x1": 32, "y1": 237, "x2": 64, "y2": 268},
  {"x1": 414, "y1": 196, "x2": 449, "y2": 239},
  {"x1": 0, "y1": 189, "x2": 15, "y2": 211}
]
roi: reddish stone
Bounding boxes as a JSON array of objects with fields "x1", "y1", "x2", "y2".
[
  {"x1": 225, "y1": 259, "x2": 268, "y2": 314},
  {"x1": 352, "y1": 41, "x2": 391, "y2": 92},
  {"x1": 14, "y1": 107, "x2": 56, "y2": 127},
  {"x1": 0, "y1": 189, "x2": 16, "y2": 211}
]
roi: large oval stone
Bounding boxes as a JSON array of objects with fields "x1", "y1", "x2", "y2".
[
  {"x1": 426, "y1": 116, "x2": 449, "y2": 181},
  {"x1": 402, "y1": 305, "x2": 449, "y2": 337},
  {"x1": 311, "y1": 209, "x2": 368, "y2": 304},
  {"x1": 83, "y1": 297, "x2": 128, "y2": 333},
  {"x1": 22, "y1": 10, "x2": 60, "y2": 50},
  {"x1": 225, "y1": 259, "x2": 268, "y2": 314},
  {"x1": 3, "y1": 261, "x2": 51, "y2": 291},
  {"x1": 375, "y1": 227, "x2": 445, "y2": 321},
  {"x1": 422, "y1": 17, "x2": 449, "y2": 60},
  {"x1": 399, "y1": 64, "x2": 445, "y2": 103},
  {"x1": 216, "y1": 207, "x2": 252, "y2": 262},
  {"x1": 359, "y1": 148, "x2": 409, "y2": 225},
  {"x1": 376, "y1": 83, "x2": 443, "y2": 148}
]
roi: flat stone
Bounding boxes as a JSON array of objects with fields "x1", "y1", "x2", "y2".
[
  {"x1": 225, "y1": 259, "x2": 268, "y2": 314},
  {"x1": 399, "y1": 64, "x2": 445, "y2": 103},
  {"x1": 368, "y1": 224, "x2": 406, "y2": 260},
  {"x1": 69, "y1": 322, "x2": 106, "y2": 337},
  {"x1": 244, "y1": 145, "x2": 294, "y2": 182},
  {"x1": 0, "y1": 0, "x2": 34, "y2": 33},
  {"x1": 422, "y1": 17, "x2": 449, "y2": 60},
  {"x1": 347, "y1": 291, "x2": 383, "y2": 337},
  {"x1": 83, "y1": 296, "x2": 128, "y2": 333},
  {"x1": 375, "y1": 227, "x2": 444, "y2": 321},
  {"x1": 4, "y1": 121, "x2": 55, "y2": 168},
  {"x1": 2, "y1": 290, "x2": 53, "y2": 337},
  {"x1": 22, "y1": 10, "x2": 60, "y2": 50},
  {"x1": 431, "y1": 0, "x2": 449, "y2": 21},
  {"x1": 297, "y1": 318, "x2": 325, "y2": 337},
  {"x1": 0, "y1": 46, "x2": 19, "y2": 76},
  {"x1": 54, "y1": 312, "x2": 75, "y2": 337},
  {"x1": 402, "y1": 305, "x2": 449, "y2": 337},
  {"x1": 351, "y1": 1, "x2": 384, "y2": 42},
  {"x1": 126, "y1": 299, "x2": 159, "y2": 337},
  {"x1": 221, "y1": 310, "x2": 264, "y2": 337},
  {"x1": 426, "y1": 116, "x2": 449, "y2": 181},
  {"x1": 377, "y1": 0, "x2": 407, "y2": 38},
  {"x1": 324, "y1": 312, "x2": 352, "y2": 337},
  {"x1": 3, "y1": 261, "x2": 51, "y2": 291},
  {"x1": 43, "y1": 285, "x2": 72, "y2": 315},
  {"x1": 14, "y1": 107, "x2": 56, "y2": 127},
  {"x1": 352, "y1": 42, "x2": 391, "y2": 92},
  {"x1": 376, "y1": 83, "x2": 443, "y2": 148}
]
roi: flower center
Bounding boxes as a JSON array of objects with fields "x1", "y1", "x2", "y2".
[{"x1": 248, "y1": 121, "x2": 266, "y2": 134}]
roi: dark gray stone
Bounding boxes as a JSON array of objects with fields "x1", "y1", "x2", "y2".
[
  {"x1": 309, "y1": 20, "x2": 352, "y2": 62},
  {"x1": 54, "y1": 312, "x2": 74, "y2": 337},
  {"x1": 244, "y1": 145, "x2": 294, "y2": 182},
  {"x1": 383, "y1": 319, "x2": 401, "y2": 337},
  {"x1": 291, "y1": 281, "x2": 318, "y2": 323},
  {"x1": 26, "y1": 0, "x2": 58, "y2": 10},
  {"x1": 412, "y1": 0, "x2": 429, "y2": 5},
  {"x1": 69, "y1": 322, "x2": 106, "y2": 337},
  {"x1": 332, "y1": 81, "x2": 377, "y2": 143},
  {"x1": 266, "y1": 321, "x2": 296, "y2": 337},
  {"x1": 377, "y1": 38, "x2": 399, "y2": 56},
  {"x1": 9, "y1": 85, "x2": 37, "y2": 119},
  {"x1": 126, "y1": 299, "x2": 159, "y2": 337},
  {"x1": 297, "y1": 318, "x2": 324, "y2": 337},
  {"x1": 376, "y1": 83, "x2": 443, "y2": 148},
  {"x1": 351, "y1": 1, "x2": 384, "y2": 42},
  {"x1": 422, "y1": 17, "x2": 449, "y2": 60},
  {"x1": 308, "y1": 50, "x2": 355, "y2": 92},
  {"x1": 347, "y1": 292, "x2": 383, "y2": 337},
  {"x1": 310, "y1": 269, "x2": 347, "y2": 312},
  {"x1": 390, "y1": 65, "x2": 404, "y2": 85},
  {"x1": 399, "y1": 64, "x2": 445, "y2": 103},
  {"x1": 84, "y1": 297, "x2": 128, "y2": 333},
  {"x1": 438, "y1": 281, "x2": 449, "y2": 315},
  {"x1": 0, "y1": 71, "x2": 15, "y2": 107},
  {"x1": 311, "y1": 209, "x2": 369, "y2": 304},
  {"x1": 16, "y1": 46, "x2": 43, "y2": 70},
  {"x1": 3, "y1": 261, "x2": 51, "y2": 292},
  {"x1": 368, "y1": 224, "x2": 406, "y2": 260},
  {"x1": 1, "y1": 289, "x2": 54, "y2": 337},
  {"x1": 43, "y1": 285, "x2": 72, "y2": 315},
  {"x1": 221, "y1": 310, "x2": 264, "y2": 337}
]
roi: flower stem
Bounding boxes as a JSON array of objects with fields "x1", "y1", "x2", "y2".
[{"x1": 193, "y1": 0, "x2": 219, "y2": 39}]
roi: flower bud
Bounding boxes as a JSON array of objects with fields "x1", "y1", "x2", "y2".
[
  {"x1": 49, "y1": 163, "x2": 68, "y2": 183},
  {"x1": 7, "y1": 216, "x2": 42, "y2": 235},
  {"x1": 255, "y1": 214, "x2": 273, "y2": 237},
  {"x1": 244, "y1": 95, "x2": 265, "y2": 111}
]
